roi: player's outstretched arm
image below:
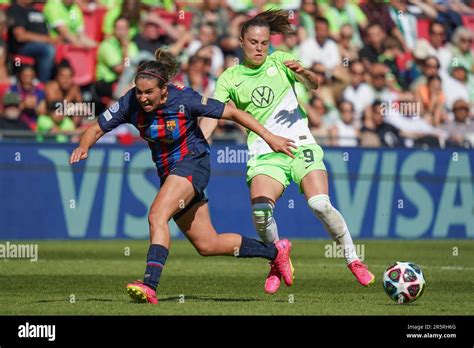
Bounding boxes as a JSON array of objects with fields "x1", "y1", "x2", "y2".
[
  {"x1": 69, "y1": 121, "x2": 105, "y2": 164},
  {"x1": 221, "y1": 104, "x2": 297, "y2": 158},
  {"x1": 284, "y1": 60, "x2": 319, "y2": 91}
]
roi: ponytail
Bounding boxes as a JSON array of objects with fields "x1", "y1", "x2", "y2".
[
  {"x1": 241, "y1": 9, "x2": 292, "y2": 38},
  {"x1": 135, "y1": 48, "x2": 178, "y2": 87}
]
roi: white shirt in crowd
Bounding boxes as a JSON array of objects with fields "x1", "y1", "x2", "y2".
[
  {"x1": 342, "y1": 83, "x2": 375, "y2": 121},
  {"x1": 442, "y1": 76, "x2": 469, "y2": 110},
  {"x1": 299, "y1": 38, "x2": 341, "y2": 71}
]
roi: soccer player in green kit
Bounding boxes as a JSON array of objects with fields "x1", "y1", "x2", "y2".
[{"x1": 200, "y1": 10, "x2": 375, "y2": 294}]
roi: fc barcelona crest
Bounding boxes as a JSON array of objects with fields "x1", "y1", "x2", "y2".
[{"x1": 166, "y1": 120, "x2": 176, "y2": 131}]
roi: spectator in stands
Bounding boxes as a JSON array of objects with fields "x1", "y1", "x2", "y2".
[
  {"x1": 191, "y1": 0, "x2": 230, "y2": 39},
  {"x1": 299, "y1": 16, "x2": 341, "y2": 73},
  {"x1": 43, "y1": 0, "x2": 97, "y2": 48},
  {"x1": 0, "y1": 12, "x2": 9, "y2": 89},
  {"x1": 389, "y1": 0, "x2": 418, "y2": 51},
  {"x1": 36, "y1": 100, "x2": 75, "y2": 143},
  {"x1": 410, "y1": 55, "x2": 441, "y2": 91},
  {"x1": 310, "y1": 63, "x2": 337, "y2": 114},
  {"x1": 442, "y1": 99, "x2": 474, "y2": 147},
  {"x1": 359, "y1": 23, "x2": 386, "y2": 69},
  {"x1": 307, "y1": 95, "x2": 331, "y2": 146},
  {"x1": 276, "y1": 26, "x2": 300, "y2": 58},
  {"x1": 442, "y1": 65, "x2": 471, "y2": 110},
  {"x1": 342, "y1": 60, "x2": 375, "y2": 125},
  {"x1": 186, "y1": 22, "x2": 224, "y2": 77},
  {"x1": 337, "y1": 23, "x2": 359, "y2": 63},
  {"x1": 298, "y1": 0, "x2": 319, "y2": 40},
  {"x1": 361, "y1": 100, "x2": 404, "y2": 148},
  {"x1": 9, "y1": 65, "x2": 46, "y2": 130},
  {"x1": 133, "y1": 13, "x2": 181, "y2": 55},
  {"x1": 0, "y1": 92, "x2": 33, "y2": 137},
  {"x1": 45, "y1": 61, "x2": 83, "y2": 105},
  {"x1": 95, "y1": 16, "x2": 139, "y2": 100},
  {"x1": 368, "y1": 63, "x2": 400, "y2": 104},
  {"x1": 450, "y1": 26, "x2": 474, "y2": 74},
  {"x1": 102, "y1": 0, "x2": 141, "y2": 39},
  {"x1": 360, "y1": 1, "x2": 407, "y2": 51},
  {"x1": 7, "y1": 0, "x2": 56, "y2": 82},
  {"x1": 174, "y1": 54, "x2": 215, "y2": 98},
  {"x1": 329, "y1": 100, "x2": 359, "y2": 147},
  {"x1": 320, "y1": 0, "x2": 367, "y2": 48},
  {"x1": 414, "y1": 21, "x2": 452, "y2": 75},
  {"x1": 415, "y1": 75, "x2": 447, "y2": 126}
]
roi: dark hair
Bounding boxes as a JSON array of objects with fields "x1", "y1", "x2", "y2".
[
  {"x1": 54, "y1": 59, "x2": 74, "y2": 78},
  {"x1": 424, "y1": 56, "x2": 440, "y2": 68},
  {"x1": 135, "y1": 48, "x2": 178, "y2": 88},
  {"x1": 429, "y1": 21, "x2": 445, "y2": 34},
  {"x1": 337, "y1": 99, "x2": 354, "y2": 111},
  {"x1": 314, "y1": 16, "x2": 329, "y2": 26},
  {"x1": 16, "y1": 64, "x2": 35, "y2": 76},
  {"x1": 427, "y1": 75, "x2": 441, "y2": 85},
  {"x1": 366, "y1": 22, "x2": 383, "y2": 33},
  {"x1": 240, "y1": 9, "x2": 292, "y2": 38},
  {"x1": 114, "y1": 16, "x2": 130, "y2": 27}
]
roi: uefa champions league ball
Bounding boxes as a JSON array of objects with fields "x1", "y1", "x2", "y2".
[{"x1": 383, "y1": 262, "x2": 426, "y2": 304}]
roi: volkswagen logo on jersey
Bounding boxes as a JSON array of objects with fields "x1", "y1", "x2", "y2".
[
  {"x1": 251, "y1": 86, "x2": 275, "y2": 108},
  {"x1": 166, "y1": 120, "x2": 177, "y2": 131}
]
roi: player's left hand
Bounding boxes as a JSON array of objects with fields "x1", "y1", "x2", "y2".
[
  {"x1": 284, "y1": 60, "x2": 306, "y2": 75},
  {"x1": 266, "y1": 134, "x2": 297, "y2": 158}
]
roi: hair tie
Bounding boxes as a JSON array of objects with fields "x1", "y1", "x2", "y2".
[{"x1": 137, "y1": 70, "x2": 166, "y2": 81}]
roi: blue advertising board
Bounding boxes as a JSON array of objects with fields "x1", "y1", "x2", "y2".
[{"x1": 0, "y1": 143, "x2": 472, "y2": 239}]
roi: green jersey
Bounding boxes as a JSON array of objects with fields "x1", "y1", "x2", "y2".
[{"x1": 214, "y1": 51, "x2": 315, "y2": 157}]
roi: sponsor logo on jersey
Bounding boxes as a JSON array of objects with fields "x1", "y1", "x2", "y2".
[
  {"x1": 166, "y1": 120, "x2": 176, "y2": 131},
  {"x1": 251, "y1": 86, "x2": 275, "y2": 108},
  {"x1": 266, "y1": 66, "x2": 277, "y2": 77}
]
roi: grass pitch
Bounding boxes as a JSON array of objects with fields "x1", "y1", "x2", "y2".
[{"x1": 0, "y1": 239, "x2": 473, "y2": 315}]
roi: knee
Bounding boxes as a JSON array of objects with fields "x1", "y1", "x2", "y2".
[
  {"x1": 194, "y1": 240, "x2": 216, "y2": 257},
  {"x1": 308, "y1": 194, "x2": 332, "y2": 216},
  {"x1": 148, "y1": 210, "x2": 169, "y2": 232},
  {"x1": 251, "y1": 202, "x2": 274, "y2": 229}
]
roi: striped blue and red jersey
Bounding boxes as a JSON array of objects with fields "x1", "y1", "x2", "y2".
[{"x1": 97, "y1": 84, "x2": 225, "y2": 177}]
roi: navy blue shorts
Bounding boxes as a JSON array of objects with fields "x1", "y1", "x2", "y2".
[{"x1": 159, "y1": 152, "x2": 210, "y2": 221}]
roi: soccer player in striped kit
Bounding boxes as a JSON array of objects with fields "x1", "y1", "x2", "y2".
[{"x1": 69, "y1": 49, "x2": 295, "y2": 304}]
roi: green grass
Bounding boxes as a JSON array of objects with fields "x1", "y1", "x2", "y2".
[{"x1": 0, "y1": 240, "x2": 473, "y2": 315}]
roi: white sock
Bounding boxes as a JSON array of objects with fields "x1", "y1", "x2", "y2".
[
  {"x1": 252, "y1": 202, "x2": 279, "y2": 243},
  {"x1": 308, "y1": 194, "x2": 359, "y2": 264}
]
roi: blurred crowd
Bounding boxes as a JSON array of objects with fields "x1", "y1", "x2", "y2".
[{"x1": 0, "y1": 0, "x2": 473, "y2": 148}]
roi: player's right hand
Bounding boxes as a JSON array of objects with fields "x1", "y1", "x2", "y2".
[
  {"x1": 69, "y1": 147, "x2": 88, "y2": 164},
  {"x1": 266, "y1": 134, "x2": 297, "y2": 159}
]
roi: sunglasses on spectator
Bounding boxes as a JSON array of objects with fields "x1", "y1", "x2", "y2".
[
  {"x1": 430, "y1": 30, "x2": 445, "y2": 37},
  {"x1": 453, "y1": 106, "x2": 469, "y2": 112},
  {"x1": 372, "y1": 74, "x2": 386, "y2": 79},
  {"x1": 352, "y1": 70, "x2": 364, "y2": 75},
  {"x1": 460, "y1": 37, "x2": 472, "y2": 43},
  {"x1": 341, "y1": 34, "x2": 352, "y2": 39}
]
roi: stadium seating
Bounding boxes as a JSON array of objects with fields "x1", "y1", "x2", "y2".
[{"x1": 55, "y1": 44, "x2": 97, "y2": 86}]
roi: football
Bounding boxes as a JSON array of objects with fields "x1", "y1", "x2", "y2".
[{"x1": 383, "y1": 262, "x2": 426, "y2": 304}]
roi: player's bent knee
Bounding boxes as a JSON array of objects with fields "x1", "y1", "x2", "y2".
[
  {"x1": 308, "y1": 194, "x2": 332, "y2": 217},
  {"x1": 194, "y1": 241, "x2": 216, "y2": 257}
]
